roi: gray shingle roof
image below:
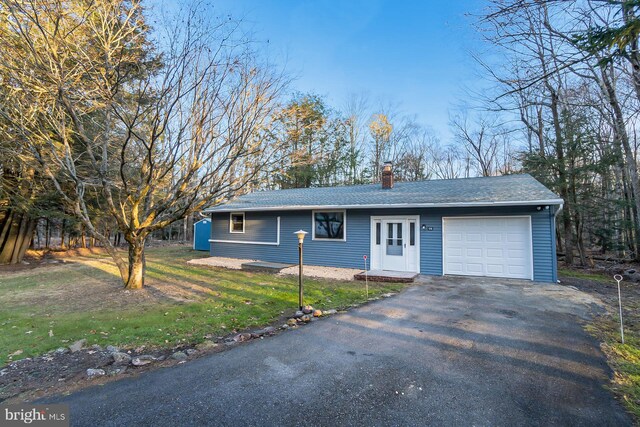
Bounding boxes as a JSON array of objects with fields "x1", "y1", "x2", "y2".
[{"x1": 204, "y1": 174, "x2": 562, "y2": 212}]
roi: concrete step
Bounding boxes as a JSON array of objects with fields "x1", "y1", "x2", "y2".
[{"x1": 241, "y1": 261, "x2": 293, "y2": 273}]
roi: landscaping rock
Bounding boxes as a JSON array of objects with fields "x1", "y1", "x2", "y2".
[
  {"x1": 313, "y1": 310, "x2": 323, "y2": 317},
  {"x1": 112, "y1": 352, "x2": 132, "y2": 365},
  {"x1": 281, "y1": 324, "x2": 289, "y2": 329},
  {"x1": 301, "y1": 315, "x2": 311, "y2": 323},
  {"x1": 302, "y1": 305, "x2": 314, "y2": 314},
  {"x1": 325, "y1": 309, "x2": 337, "y2": 315},
  {"x1": 54, "y1": 347, "x2": 68, "y2": 354},
  {"x1": 171, "y1": 351, "x2": 188, "y2": 361},
  {"x1": 69, "y1": 339, "x2": 87, "y2": 353},
  {"x1": 623, "y1": 269, "x2": 640, "y2": 282},
  {"x1": 287, "y1": 318, "x2": 298, "y2": 327},
  {"x1": 86, "y1": 368, "x2": 106, "y2": 378},
  {"x1": 105, "y1": 345, "x2": 120, "y2": 354},
  {"x1": 107, "y1": 367, "x2": 127, "y2": 376},
  {"x1": 131, "y1": 355, "x2": 156, "y2": 366},
  {"x1": 233, "y1": 333, "x2": 252, "y2": 343},
  {"x1": 293, "y1": 310, "x2": 304, "y2": 318},
  {"x1": 90, "y1": 344, "x2": 103, "y2": 351},
  {"x1": 195, "y1": 341, "x2": 218, "y2": 351},
  {"x1": 253, "y1": 326, "x2": 276, "y2": 337}
]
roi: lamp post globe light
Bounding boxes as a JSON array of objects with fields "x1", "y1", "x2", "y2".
[{"x1": 294, "y1": 230, "x2": 308, "y2": 310}]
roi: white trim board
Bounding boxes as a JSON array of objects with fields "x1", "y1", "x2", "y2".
[{"x1": 204, "y1": 199, "x2": 564, "y2": 213}]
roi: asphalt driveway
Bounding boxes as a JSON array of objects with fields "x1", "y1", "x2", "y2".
[{"x1": 44, "y1": 277, "x2": 631, "y2": 426}]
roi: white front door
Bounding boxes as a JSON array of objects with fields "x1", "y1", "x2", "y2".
[
  {"x1": 383, "y1": 220, "x2": 406, "y2": 271},
  {"x1": 370, "y1": 216, "x2": 419, "y2": 272}
]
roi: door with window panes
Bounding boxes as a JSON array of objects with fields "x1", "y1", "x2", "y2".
[{"x1": 371, "y1": 216, "x2": 419, "y2": 272}]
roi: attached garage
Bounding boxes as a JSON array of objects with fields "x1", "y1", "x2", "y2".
[{"x1": 443, "y1": 216, "x2": 533, "y2": 280}]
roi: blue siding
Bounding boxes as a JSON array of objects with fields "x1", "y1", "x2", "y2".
[
  {"x1": 211, "y1": 210, "x2": 369, "y2": 269},
  {"x1": 211, "y1": 211, "x2": 278, "y2": 242},
  {"x1": 210, "y1": 205, "x2": 558, "y2": 283}
]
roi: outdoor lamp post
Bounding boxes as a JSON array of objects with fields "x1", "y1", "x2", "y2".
[{"x1": 294, "y1": 230, "x2": 308, "y2": 310}]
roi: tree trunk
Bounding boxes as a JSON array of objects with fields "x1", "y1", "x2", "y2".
[
  {"x1": 0, "y1": 210, "x2": 36, "y2": 264},
  {"x1": 36, "y1": 219, "x2": 41, "y2": 249},
  {"x1": 45, "y1": 218, "x2": 50, "y2": 249},
  {"x1": 81, "y1": 224, "x2": 86, "y2": 248},
  {"x1": 60, "y1": 219, "x2": 66, "y2": 249},
  {"x1": 183, "y1": 217, "x2": 188, "y2": 242},
  {"x1": 124, "y1": 238, "x2": 146, "y2": 289},
  {"x1": 548, "y1": 90, "x2": 574, "y2": 265},
  {"x1": 600, "y1": 63, "x2": 640, "y2": 259}
]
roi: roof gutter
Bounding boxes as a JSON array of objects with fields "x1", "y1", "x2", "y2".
[{"x1": 203, "y1": 199, "x2": 565, "y2": 213}]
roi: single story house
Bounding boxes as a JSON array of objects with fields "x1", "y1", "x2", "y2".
[{"x1": 203, "y1": 166, "x2": 562, "y2": 282}]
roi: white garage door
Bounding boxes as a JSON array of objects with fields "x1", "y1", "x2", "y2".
[{"x1": 443, "y1": 217, "x2": 532, "y2": 280}]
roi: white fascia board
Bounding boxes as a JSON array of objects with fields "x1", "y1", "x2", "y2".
[{"x1": 203, "y1": 199, "x2": 565, "y2": 213}]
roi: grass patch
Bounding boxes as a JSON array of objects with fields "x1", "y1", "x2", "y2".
[
  {"x1": 558, "y1": 267, "x2": 610, "y2": 282},
  {"x1": 0, "y1": 246, "x2": 407, "y2": 365}
]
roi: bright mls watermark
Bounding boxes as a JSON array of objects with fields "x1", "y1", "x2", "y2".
[{"x1": 1, "y1": 405, "x2": 69, "y2": 427}]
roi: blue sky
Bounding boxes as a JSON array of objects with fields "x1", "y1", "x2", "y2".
[{"x1": 212, "y1": 0, "x2": 486, "y2": 140}]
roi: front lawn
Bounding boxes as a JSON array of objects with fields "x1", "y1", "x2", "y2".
[{"x1": 0, "y1": 246, "x2": 406, "y2": 366}]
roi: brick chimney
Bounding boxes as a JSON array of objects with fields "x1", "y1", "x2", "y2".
[{"x1": 381, "y1": 161, "x2": 394, "y2": 189}]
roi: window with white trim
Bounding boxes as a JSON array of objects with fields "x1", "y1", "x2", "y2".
[
  {"x1": 313, "y1": 211, "x2": 346, "y2": 240},
  {"x1": 230, "y1": 212, "x2": 245, "y2": 233}
]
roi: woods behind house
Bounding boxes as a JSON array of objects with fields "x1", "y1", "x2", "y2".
[{"x1": 1, "y1": 0, "x2": 639, "y2": 287}]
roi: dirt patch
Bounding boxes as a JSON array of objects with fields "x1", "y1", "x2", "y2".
[
  {"x1": 0, "y1": 343, "x2": 217, "y2": 403},
  {"x1": 559, "y1": 274, "x2": 640, "y2": 332}
]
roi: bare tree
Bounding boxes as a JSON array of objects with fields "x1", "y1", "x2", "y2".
[
  {"x1": 450, "y1": 113, "x2": 502, "y2": 177},
  {"x1": 0, "y1": 0, "x2": 286, "y2": 288},
  {"x1": 428, "y1": 144, "x2": 464, "y2": 180},
  {"x1": 343, "y1": 92, "x2": 370, "y2": 184}
]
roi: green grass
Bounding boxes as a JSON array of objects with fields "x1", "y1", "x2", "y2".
[
  {"x1": 0, "y1": 246, "x2": 407, "y2": 365},
  {"x1": 558, "y1": 267, "x2": 610, "y2": 282},
  {"x1": 609, "y1": 342, "x2": 640, "y2": 419}
]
